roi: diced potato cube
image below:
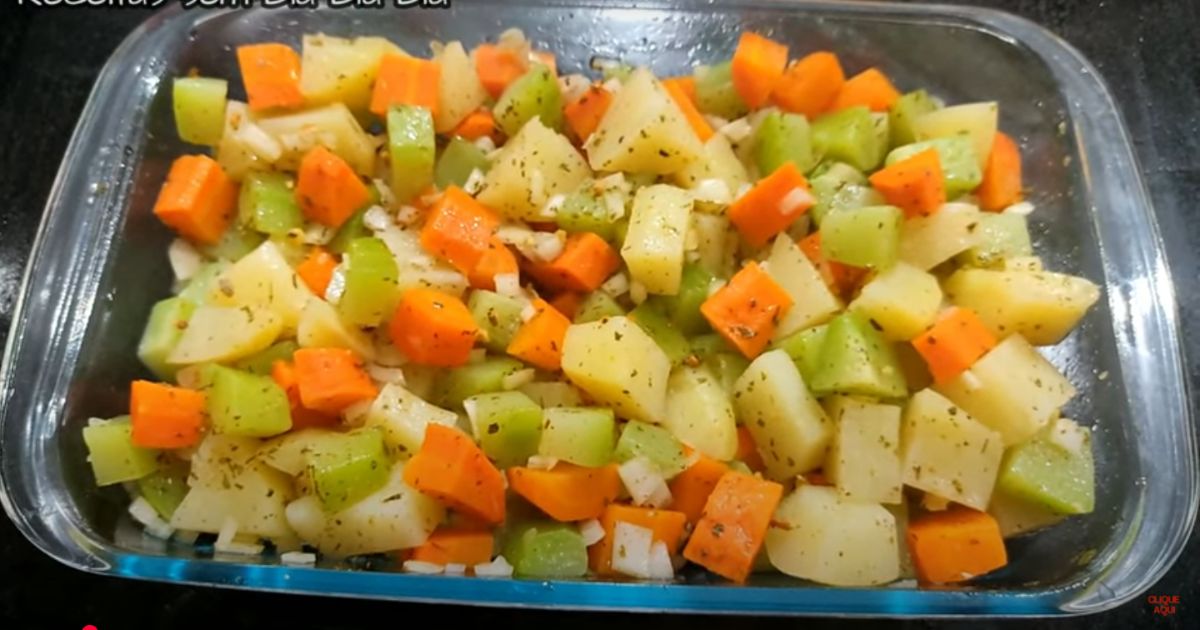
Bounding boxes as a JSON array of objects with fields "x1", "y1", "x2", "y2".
[
  {"x1": 300, "y1": 34, "x2": 404, "y2": 114},
  {"x1": 476, "y1": 117, "x2": 591, "y2": 221},
  {"x1": 914, "y1": 102, "x2": 998, "y2": 169},
  {"x1": 690, "y1": 212, "x2": 732, "y2": 278},
  {"x1": 297, "y1": 299, "x2": 376, "y2": 361},
  {"x1": 207, "y1": 241, "x2": 315, "y2": 331},
  {"x1": 561, "y1": 317, "x2": 671, "y2": 424},
  {"x1": 362, "y1": 383, "x2": 459, "y2": 458},
  {"x1": 664, "y1": 364, "x2": 737, "y2": 461},
  {"x1": 824, "y1": 396, "x2": 903, "y2": 504},
  {"x1": 671, "y1": 133, "x2": 750, "y2": 211},
  {"x1": 765, "y1": 235, "x2": 841, "y2": 340},
  {"x1": 733, "y1": 350, "x2": 832, "y2": 480},
  {"x1": 167, "y1": 305, "x2": 282, "y2": 365},
  {"x1": 585, "y1": 67, "x2": 703, "y2": 174},
  {"x1": 898, "y1": 202, "x2": 981, "y2": 270},
  {"x1": 434, "y1": 41, "x2": 488, "y2": 133},
  {"x1": 170, "y1": 435, "x2": 295, "y2": 538},
  {"x1": 943, "y1": 268, "x2": 1101, "y2": 345},
  {"x1": 255, "y1": 103, "x2": 378, "y2": 177},
  {"x1": 936, "y1": 334, "x2": 1076, "y2": 445},
  {"x1": 900, "y1": 389, "x2": 1004, "y2": 510},
  {"x1": 621, "y1": 184, "x2": 693, "y2": 295},
  {"x1": 849, "y1": 262, "x2": 942, "y2": 341}
]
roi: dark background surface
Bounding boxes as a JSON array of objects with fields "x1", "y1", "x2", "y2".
[{"x1": 0, "y1": 0, "x2": 1196, "y2": 628}]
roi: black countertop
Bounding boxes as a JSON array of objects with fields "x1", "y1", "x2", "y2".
[{"x1": 0, "y1": 1, "x2": 1196, "y2": 628}]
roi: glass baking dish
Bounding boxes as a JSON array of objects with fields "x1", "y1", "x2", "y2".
[{"x1": 0, "y1": 0, "x2": 1193, "y2": 617}]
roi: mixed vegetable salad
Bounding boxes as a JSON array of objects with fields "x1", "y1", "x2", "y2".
[{"x1": 83, "y1": 27, "x2": 1102, "y2": 587}]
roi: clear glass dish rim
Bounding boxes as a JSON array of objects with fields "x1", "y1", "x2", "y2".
[{"x1": 0, "y1": 0, "x2": 1194, "y2": 617}]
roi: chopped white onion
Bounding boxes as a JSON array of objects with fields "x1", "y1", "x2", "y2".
[
  {"x1": 473, "y1": 555, "x2": 515, "y2": 578},
  {"x1": 703, "y1": 114, "x2": 730, "y2": 131},
  {"x1": 372, "y1": 341, "x2": 408, "y2": 368},
  {"x1": 520, "y1": 302, "x2": 539, "y2": 322},
  {"x1": 693, "y1": 178, "x2": 732, "y2": 205},
  {"x1": 403, "y1": 560, "x2": 445, "y2": 575},
  {"x1": 373, "y1": 179, "x2": 396, "y2": 208},
  {"x1": 1004, "y1": 201, "x2": 1036, "y2": 216},
  {"x1": 324, "y1": 264, "x2": 347, "y2": 304},
  {"x1": 174, "y1": 366, "x2": 206, "y2": 390},
  {"x1": 1048, "y1": 418, "x2": 1087, "y2": 455},
  {"x1": 530, "y1": 231, "x2": 566, "y2": 262},
  {"x1": 529, "y1": 169, "x2": 546, "y2": 207},
  {"x1": 601, "y1": 77, "x2": 623, "y2": 94},
  {"x1": 779, "y1": 187, "x2": 816, "y2": 215},
  {"x1": 526, "y1": 455, "x2": 559, "y2": 470},
  {"x1": 395, "y1": 205, "x2": 423, "y2": 226},
  {"x1": 363, "y1": 205, "x2": 393, "y2": 232},
  {"x1": 443, "y1": 563, "x2": 467, "y2": 576},
  {"x1": 303, "y1": 223, "x2": 336, "y2": 246},
  {"x1": 281, "y1": 551, "x2": 317, "y2": 566},
  {"x1": 462, "y1": 399, "x2": 479, "y2": 432},
  {"x1": 718, "y1": 117, "x2": 753, "y2": 142},
  {"x1": 473, "y1": 135, "x2": 497, "y2": 154},
  {"x1": 463, "y1": 168, "x2": 487, "y2": 196},
  {"x1": 602, "y1": 191, "x2": 627, "y2": 221},
  {"x1": 234, "y1": 119, "x2": 283, "y2": 162},
  {"x1": 648, "y1": 540, "x2": 675, "y2": 580},
  {"x1": 542, "y1": 194, "x2": 567, "y2": 218},
  {"x1": 366, "y1": 363, "x2": 406, "y2": 385},
  {"x1": 214, "y1": 516, "x2": 264, "y2": 556},
  {"x1": 129, "y1": 496, "x2": 174, "y2": 540},
  {"x1": 493, "y1": 272, "x2": 522, "y2": 297},
  {"x1": 600, "y1": 272, "x2": 629, "y2": 297},
  {"x1": 579, "y1": 519, "x2": 605, "y2": 546},
  {"x1": 168, "y1": 239, "x2": 204, "y2": 282},
  {"x1": 629, "y1": 280, "x2": 648, "y2": 306},
  {"x1": 618, "y1": 457, "x2": 672, "y2": 508},
  {"x1": 921, "y1": 493, "x2": 950, "y2": 512},
  {"x1": 420, "y1": 190, "x2": 445, "y2": 207},
  {"x1": 594, "y1": 172, "x2": 629, "y2": 193},
  {"x1": 558, "y1": 74, "x2": 591, "y2": 103},
  {"x1": 960, "y1": 370, "x2": 983, "y2": 390},
  {"x1": 611, "y1": 521, "x2": 654, "y2": 578},
  {"x1": 341, "y1": 399, "x2": 373, "y2": 425},
  {"x1": 502, "y1": 368, "x2": 536, "y2": 391},
  {"x1": 733, "y1": 182, "x2": 753, "y2": 201}
]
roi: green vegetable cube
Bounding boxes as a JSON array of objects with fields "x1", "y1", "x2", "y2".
[
  {"x1": 200, "y1": 225, "x2": 265, "y2": 262},
  {"x1": 388, "y1": 105, "x2": 436, "y2": 204},
  {"x1": 771, "y1": 324, "x2": 828, "y2": 385},
  {"x1": 504, "y1": 522, "x2": 589, "y2": 578},
  {"x1": 810, "y1": 312, "x2": 907, "y2": 399},
  {"x1": 494, "y1": 65, "x2": 564, "y2": 137},
  {"x1": 573, "y1": 290, "x2": 625, "y2": 324},
  {"x1": 435, "y1": 136, "x2": 491, "y2": 190},
  {"x1": 755, "y1": 111, "x2": 815, "y2": 176},
  {"x1": 811, "y1": 107, "x2": 886, "y2": 172},
  {"x1": 693, "y1": 61, "x2": 749, "y2": 120},
  {"x1": 650, "y1": 263, "x2": 714, "y2": 336},
  {"x1": 138, "y1": 297, "x2": 195, "y2": 380},
  {"x1": 232, "y1": 340, "x2": 299, "y2": 376},
  {"x1": 327, "y1": 209, "x2": 370, "y2": 255},
  {"x1": 306, "y1": 428, "x2": 390, "y2": 513},
  {"x1": 137, "y1": 459, "x2": 190, "y2": 519},
  {"x1": 435, "y1": 357, "x2": 525, "y2": 409},
  {"x1": 338, "y1": 237, "x2": 399, "y2": 328},
  {"x1": 820, "y1": 205, "x2": 903, "y2": 269},
  {"x1": 206, "y1": 365, "x2": 292, "y2": 437},
  {"x1": 176, "y1": 261, "x2": 228, "y2": 305},
  {"x1": 889, "y1": 89, "x2": 938, "y2": 147},
  {"x1": 173, "y1": 77, "x2": 227, "y2": 146},
  {"x1": 614, "y1": 420, "x2": 688, "y2": 478},
  {"x1": 467, "y1": 391, "x2": 543, "y2": 468},
  {"x1": 238, "y1": 172, "x2": 303, "y2": 236},
  {"x1": 959, "y1": 213, "x2": 1033, "y2": 267},
  {"x1": 689, "y1": 333, "x2": 737, "y2": 359},
  {"x1": 469, "y1": 290, "x2": 526, "y2": 352},
  {"x1": 556, "y1": 187, "x2": 621, "y2": 242},
  {"x1": 538, "y1": 406, "x2": 617, "y2": 467},
  {"x1": 519, "y1": 381, "x2": 585, "y2": 408},
  {"x1": 808, "y1": 162, "x2": 866, "y2": 225},
  {"x1": 886, "y1": 136, "x2": 981, "y2": 198},
  {"x1": 996, "y1": 418, "x2": 1094, "y2": 514},
  {"x1": 82, "y1": 416, "x2": 159, "y2": 486},
  {"x1": 629, "y1": 302, "x2": 691, "y2": 366},
  {"x1": 703, "y1": 352, "x2": 750, "y2": 393}
]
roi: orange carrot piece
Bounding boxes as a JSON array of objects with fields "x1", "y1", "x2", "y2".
[
  {"x1": 664, "y1": 75, "x2": 697, "y2": 105},
  {"x1": 548, "y1": 292, "x2": 584, "y2": 321},
  {"x1": 404, "y1": 424, "x2": 506, "y2": 525},
  {"x1": 797, "y1": 231, "x2": 866, "y2": 298},
  {"x1": 563, "y1": 84, "x2": 613, "y2": 143},
  {"x1": 270, "y1": 360, "x2": 337, "y2": 430},
  {"x1": 734, "y1": 426, "x2": 767, "y2": 474},
  {"x1": 682, "y1": 471, "x2": 783, "y2": 584},
  {"x1": 868, "y1": 148, "x2": 946, "y2": 218},
  {"x1": 524, "y1": 232, "x2": 621, "y2": 293},
  {"x1": 129, "y1": 380, "x2": 206, "y2": 449},
  {"x1": 771, "y1": 51, "x2": 846, "y2": 118},
  {"x1": 292, "y1": 348, "x2": 378, "y2": 415},
  {"x1": 410, "y1": 528, "x2": 495, "y2": 566},
  {"x1": 467, "y1": 236, "x2": 519, "y2": 291},
  {"x1": 295, "y1": 145, "x2": 370, "y2": 229},
  {"x1": 296, "y1": 247, "x2": 339, "y2": 297},
  {"x1": 701, "y1": 262, "x2": 793, "y2": 359},
  {"x1": 236, "y1": 43, "x2": 304, "y2": 111},
  {"x1": 152, "y1": 155, "x2": 237, "y2": 245},
  {"x1": 532, "y1": 50, "x2": 558, "y2": 76},
  {"x1": 506, "y1": 299, "x2": 571, "y2": 371},
  {"x1": 390, "y1": 288, "x2": 479, "y2": 368},
  {"x1": 508, "y1": 463, "x2": 621, "y2": 522},
  {"x1": 727, "y1": 162, "x2": 813, "y2": 247},
  {"x1": 830, "y1": 67, "x2": 900, "y2": 112},
  {"x1": 451, "y1": 109, "x2": 498, "y2": 141},
  {"x1": 588, "y1": 504, "x2": 689, "y2": 576},
  {"x1": 730, "y1": 32, "x2": 789, "y2": 109},
  {"x1": 976, "y1": 131, "x2": 1023, "y2": 211},
  {"x1": 473, "y1": 44, "x2": 526, "y2": 99},
  {"x1": 370, "y1": 53, "x2": 440, "y2": 118},
  {"x1": 668, "y1": 454, "x2": 730, "y2": 524},
  {"x1": 911, "y1": 307, "x2": 998, "y2": 384},
  {"x1": 662, "y1": 77, "x2": 714, "y2": 142},
  {"x1": 906, "y1": 507, "x2": 1008, "y2": 584},
  {"x1": 420, "y1": 186, "x2": 501, "y2": 275}
]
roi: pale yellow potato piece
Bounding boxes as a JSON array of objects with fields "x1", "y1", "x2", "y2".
[
  {"x1": 260, "y1": 429, "x2": 338, "y2": 477},
  {"x1": 664, "y1": 365, "x2": 737, "y2": 460},
  {"x1": 297, "y1": 299, "x2": 376, "y2": 361},
  {"x1": 914, "y1": 102, "x2": 998, "y2": 168},
  {"x1": 671, "y1": 133, "x2": 750, "y2": 211},
  {"x1": 849, "y1": 262, "x2": 942, "y2": 341},
  {"x1": 477, "y1": 117, "x2": 591, "y2": 220},
  {"x1": 621, "y1": 184, "x2": 693, "y2": 295},
  {"x1": 898, "y1": 202, "x2": 981, "y2": 270},
  {"x1": 208, "y1": 241, "x2": 314, "y2": 331},
  {"x1": 765, "y1": 235, "x2": 841, "y2": 340},
  {"x1": 170, "y1": 435, "x2": 295, "y2": 539},
  {"x1": 255, "y1": 102, "x2": 378, "y2": 177},
  {"x1": 434, "y1": 41, "x2": 488, "y2": 133},
  {"x1": 300, "y1": 34, "x2": 405, "y2": 114},
  {"x1": 988, "y1": 490, "x2": 1066, "y2": 538},
  {"x1": 900, "y1": 389, "x2": 1004, "y2": 510},
  {"x1": 167, "y1": 305, "x2": 282, "y2": 365},
  {"x1": 689, "y1": 212, "x2": 732, "y2": 278},
  {"x1": 733, "y1": 350, "x2": 832, "y2": 480},
  {"x1": 361, "y1": 383, "x2": 459, "y2": 458},
  {"x1": 943, "y1": 268, "x2": 1100, "y2": 345},
  {"x1": 824, "y1": 396, "x2": 903, "y2": 504},
  {"x1": 585, "y1": 67, "x2": 703, "y2": 174},
  {"x1": 561, "y1": 317, "x2": 671, "y2": 424}
]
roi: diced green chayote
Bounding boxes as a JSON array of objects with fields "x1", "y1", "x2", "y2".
[
  {"x1": 811, "y1": 106, "x2": 887, "y2": 172},
  {"x1": 82, "y1": 416, "x2": 159, "y2": 486},
  {"x1": 504, "y1": 522, "x2": 589, "y2": 578},
  {"x1": 809, "y1": 162, "x2": 868, "y2": 225},
  {"x1": 629, "y1": 302, "x2": 692, "y2": 366},
  {"x1": 469, "y1": 290, "x2": 526, "y2": 352},
  {"x1": 755, "y1": 111, "x2": 816, "y2": 175},
  {"x1": 435, "y1": 136, "x2": 491, "y2": 190},
  {"x1": 232, "y1": 340, "x2": 299, "y2": 376},
  {"x1": 614, "y1": 420, "x2": 688, "y2": 479},
  {"x1": 435, "y1": 357, "x2": 525, "y2": 409},
  {"x1": 538, "y1": 406, "x2": 617, "y2": 467},
  {"x1": 200, "y1": 225, "x2": 265, "y2": 262},
  {"x1": 467, "y1": 391, "x2": 544, "y2": 468},
  {"x1": 327, "y1": 208, "x2": 370, "y2": 255},
  {"x1": 649, "y1": 263, "x2": 714, "y2": 336},
  {"x1": 704, "y1": 352, "x2": 750, "y2": 393},
  {"x1": 573, "y1": 290, "x2": 625, "y2": 324},
  {"x1": 137, "y1": 459, "x2": 190, "y2": 520},
  {"x1": 494, "y1": 64, "x2": 564, "y2": 137},
  {"x1": 138, "y1": 297, "x2": 195, "y2": 380},
  {"x1": 889, "y1": 89, "x2": 938, "y2": 147},
  {"x1": 206, "y1": 365, "x2": 293, "y2": 437},
  {"x1": 958, "y1": 213, "x2": 1033, "y2": 267},
  {"x1": 997, "y1": 418, "x2": 1094, "y2": 514},
  {"x1": 820, "y1": 205, "x2": 903, "y2": 269},
  {"x1": 173, "y1": 77, "x2": 228, "y2": 146},
  {"x1": 886, "y1": 136, "x2": 981, "y2": 198},
  {"x1": 338, "y1": 237, "x2": 399, "y2": 328},
  {"x1": 771, "y1": 324, "x2": 828, "y2": 385},
  {"x1": 176, "y1": 261, "x2": 229, "y2": 305},
  {"x1": 810, "y1": 312, "x2": 907, "y2": 399},
  {"x1": 388, "y1": 105, "x2": 436, "y2": 204},
  {"x1": 688, "y1": 333, "x2": 737, "y2": 359},
  {"x1": 238, "y1": 172, "x2": 303, "y2": 236},
  {"x1": 693, "y1": 61, "x2": 749, "y2": 120},
  {"x1": 305, "y1": 428, "x2": 391, "y2": 513},
  {"x1": 556, "y1": 187, "x2": 621, "y2": 242}
]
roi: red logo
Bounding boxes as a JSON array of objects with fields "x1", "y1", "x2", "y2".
[{"x1": 1147, "y1": 594, "x2": 1179, "y2": 616}]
